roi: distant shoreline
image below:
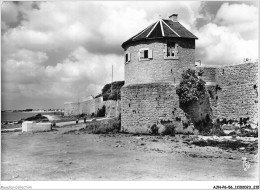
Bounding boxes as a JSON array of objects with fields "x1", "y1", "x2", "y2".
[
  {"x1": 1, "y1": 110, "x2": 64, "y2": 113},
  {"x1": 1, "y1": 111, "x2": 64, "y2": 123}
]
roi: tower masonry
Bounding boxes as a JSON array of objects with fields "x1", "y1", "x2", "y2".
[
  {"x1": 122, "y1": 15, "x2": 197, "y2": 85},
  {"x1": 120, "y1": 14, "x2": 204, "y2": 134}
]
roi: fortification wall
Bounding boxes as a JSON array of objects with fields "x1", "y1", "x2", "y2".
[
  {"x1": 64, "y1": 96, "x2": 120, "y2": 118},
  {"x1": 124, "y1": 39, "x2": 195, "y2": 85},
  {"x1": 104, "y1": 100, "x2": 121, "y2": 118},
  {"x1": 64, "y1": 102, "x2": 80, "y2": 116},
  {"x1": 121, "y1": 83, "x2": 189, "y2": 134},
  {"x1": 214, "y1": 62, "x2": 258, "y2": 122},
  {"x1": 94, "y1": 97, "x2": 104, "y2": 113},
  {"x1": 198, "y1": 62, "x2": 258, "y2": 122},
  {"x1": 196, "y1": 67, "x2": 217, "y2": 83},
  {"x1": 180, "y1": 94, "x2": 213, "y2": 122},
  {"x1": 80, "y1": 99, "x2": 95, "y2": 115}
]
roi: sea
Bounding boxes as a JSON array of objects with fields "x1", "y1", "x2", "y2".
[{"x1": 1, "y1": 112, "x2": 63, "y2": 122}]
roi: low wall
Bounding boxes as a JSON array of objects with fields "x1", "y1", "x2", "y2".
[
  {"x1": 22, "y1": 121, "x2": 52, "y2": 132},
  {"x1": 64, "y1": 96, "x2": 120, "y2": 118}
]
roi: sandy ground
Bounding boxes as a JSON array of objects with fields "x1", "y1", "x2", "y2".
[{"x1": 1, "y1": 125, "x2": 258, "y2": 181}]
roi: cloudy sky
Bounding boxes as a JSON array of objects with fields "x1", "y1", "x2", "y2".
[{"x1": 1, "y1": 1, "x2": 259, "y2": 110}]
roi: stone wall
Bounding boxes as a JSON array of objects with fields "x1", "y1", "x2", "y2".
[
  {"x1": 121, "y1": 83, "x2": 189, "y2": 133},
  {"x1": 121, "y1": 61, "x2": 258, "y2": 133},
  {"x1": 104, "y1": 100, "x2": 121, "y2": 118},
  {"x1": 64, "y1": 96, "x2": 120, "y2": 118},
  {"x1": 196, "y1": 67, "x2": 217, "y2": 83},
  {"x1": 95, "y1": 97, "x2": 104, "y2": 113},
  {"x1": 64, "y1": 102, "x2": 80, "y2": 116},
  {"x1": 124, "y1": 38, "x2": 195, "y2": 85},
  {"x1": 214, "y1": 62, "x2": 258, "y2": 122},
  {"x1": 180, "y1": 94, "x2": 212, "y2": 122},
  {"x1": 199, "y1": 62, "x2": 258, "y2": 122},
  {"x1": 80, "y1": 99, "x2": 95, "y2": 115}
]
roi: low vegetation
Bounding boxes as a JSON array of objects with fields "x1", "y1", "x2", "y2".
[
  {"x1": 24, "y1": 114, "x2": 49, "y2": 122},
  {"x1": 96, "y1": 105, "x2": 106, "y2": 117},
  {"x1": 96, "y1": 81, "x2": 125, "y2": 101},
  {"x1": 176, "y1": 69, "x2": 206, "y2": 105}
]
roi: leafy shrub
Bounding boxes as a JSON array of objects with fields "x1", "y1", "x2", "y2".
[
  {"x1": 194, "y1": 117, "x2": 226, "y2": 136},
  {"x1": 210, "y1": 121, "x2": 225, "y2": 136},
  {"x1": 96, "y1": 81, "x2": 125, "y2": 101},
  {"x1": 24, "y1": 114, "x2": 48, "y2": 122},
  {"x1": 176, "y1": 69, "x2": 206, "y2": 105},
  {"x1": 96, "y1": 105, "x2": 106, "y2": 117},
  {"x1": 151, "y1": 124, "x2": 158, "y2": 135},
  {"x1": 82, "y1": 119, "x2": 121, "y2": 134},
  {"x1": 163, "y1": 124, "x2": 176, "y2": 136}
]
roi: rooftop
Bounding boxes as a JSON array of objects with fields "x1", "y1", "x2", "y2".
[{"x1": 122, "y1": 15, "x2": 198, "y2": 48}]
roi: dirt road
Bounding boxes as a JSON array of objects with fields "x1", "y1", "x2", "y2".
[{"x1": 1, "y1": 126, "x2": 258, "y2": 181}]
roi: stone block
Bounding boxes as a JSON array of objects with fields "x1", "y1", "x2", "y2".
[
  {"x1": 22, "y1": 121, "x2": 35, "y2": 132},
  {"x1": 22, "y1": 121, "x2": 51, "y2": 132},
  {"x1": 34, "y1": 123, "x2": 52, "y2": 132}
]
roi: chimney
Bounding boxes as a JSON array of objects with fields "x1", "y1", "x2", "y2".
[{"x1": 169, "y1": 14, "x2": 178, "y2": 22}]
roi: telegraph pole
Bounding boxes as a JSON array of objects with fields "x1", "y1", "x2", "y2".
[
  {"x1": 111, "y1": 64, "x2": 113, "y2": 97},
  {"x1": 77, "y1": 89, "x2": 80, "y2": 117}
]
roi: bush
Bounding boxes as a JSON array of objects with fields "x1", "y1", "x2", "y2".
[
  {"x1": 97, "y1": 81, "x2": 125, "y2": 101},
  {"x1": 194, "y1": 117, "x2": 226, "y2": 136},
  {"x1": 79, "y1": 113, "x2": 86, "y2": 118},
  {"x1": 210, "y1": 121, "x2": 225, "y2": 136},
  {"x1": 150, "y1": 124, "x2": 158, "y2": 135},
  {"x1": 24, "y1": 114, "x2": 48, "y2": 122},
  {"x1": 176, "y1": 69, "x2": 206, "y2": 105},
  {"x1": 82, "y1": 119, "x2": 121, "y2": 134},
  {"x1": 194, "y1": 118, "x2": 212, "y2": 136},
  {"x1": 96, "y1": 105, "x2": 106, "y2": 117},
  {"x1": 163, "y1": 124, "x2": 176, "y2": 136}
]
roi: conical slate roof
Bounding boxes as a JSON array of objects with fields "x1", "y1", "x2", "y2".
[{"x1": 122, "y1": 19, "x2": 198, "y2": 48}]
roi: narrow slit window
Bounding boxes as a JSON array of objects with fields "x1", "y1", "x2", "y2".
[{"x1": 125, "y1": 54, "x2": 128, "y2": 62}]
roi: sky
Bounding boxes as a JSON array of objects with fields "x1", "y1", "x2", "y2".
[{"x1": 1, "y1": 1, "x2": 259, "y2": 110}]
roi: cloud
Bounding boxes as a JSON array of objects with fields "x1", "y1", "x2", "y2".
[
  {"x1": 1, "y1": 1, "x2": 258, "y2": 110},
  {"x1": 1, "y1": 2, "x2": 19, "y2": 24},
  {"x1": 196, "y1": 23, "x2": 258, "y2": 66},
  {"x1": 194, "y1": 2, "x2": 258, "y2": 66},
  {"x1": 214, "y1": 2, "x2": 258, "y2": 40},
  {"x1": 1, "y1": 45, "x2": 124, "y2": 109}
]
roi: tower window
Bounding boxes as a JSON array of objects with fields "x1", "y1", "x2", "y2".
[
  {"x1": 139, "y1": 48, "x2": 153, "y2": 61},
  {"x1": 164, "y1": 42, "x2": 179, "y2": 60},
  {"x1": 143, "y1": 50, "x2": 148, "y2": 58},
  {"x1": 125, "y1": 52, "x2": 131, "y2": 63}
]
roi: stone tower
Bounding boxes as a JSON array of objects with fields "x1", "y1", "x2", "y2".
[{"x1": 120, "y1": 14, "x2": 199, "y2": 134}]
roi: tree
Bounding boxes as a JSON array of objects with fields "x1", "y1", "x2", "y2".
[
  {"x1": 96, "y1": 81, "x2": 125, "y2": 101},
  {"x1": 96, "y1": 105, "x2": 106, "y2": 117},
  {"x1": 176, "y1": 69, "x2": 206, "y2": 105}
]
